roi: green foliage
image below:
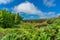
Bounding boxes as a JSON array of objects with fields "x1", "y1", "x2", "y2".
[
  {"x1": 0, "y1": 24, "x2": 60, "y2": 40},
  {"x1": 39, "y1": 33, "x2": 50, "y2": 40},
  {"x1": 0, "y1": 29, "x2": 50, "y2": 40},
  {"x1": 0, "y1": 10, "x2": 60, "y2": 40},
  {"x1": 1, "y1": 33, "x2": 17, "y2": 40},
  {"x1": 47, "y1": 18, "x2": 55, "y2": 24},
  {"x1": 15, "y1": 13, "x2": 22, "y2": 24},
  {"x1": 0, "y1": 10, "x2": 23, "y2": 28}
]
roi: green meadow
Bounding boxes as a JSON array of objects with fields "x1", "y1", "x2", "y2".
[{"x1": 0, "y1": 10, "x2": 60, "y2": 40}]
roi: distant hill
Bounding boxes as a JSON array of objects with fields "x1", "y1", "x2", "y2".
[{"x1": 22, "y1": 16, "x2": 60, "y2": 23}]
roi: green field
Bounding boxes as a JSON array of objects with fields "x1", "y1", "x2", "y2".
[{"x1": 0, "y1": 10, "x2": 60, "y2": 40}]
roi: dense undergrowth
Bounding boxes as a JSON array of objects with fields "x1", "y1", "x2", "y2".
[
  {"x1": 0, "y1": 10, "x2": 60, "y2": 40},
  {"x1": 0, "y1": 23, "x2": 60, "y2": 40}
]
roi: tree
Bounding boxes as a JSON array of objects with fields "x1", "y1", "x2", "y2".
[
  {"x1": 15, "y1": 13, "x2": 23, "y2": 24},
  {"x1": 0, "y1": 10, "x2": 3, "y2": 27},
  {"x1": 0, "y1": 10, "x2": 23, "y2": 28}
]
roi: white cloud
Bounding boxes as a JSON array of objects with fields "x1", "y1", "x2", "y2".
[
  {"x1": 13, "y1": 1, "x2": 56, "y2": 19},
  {"x1": 14, "y1": 1, "x2": 43, "y2": 16},
  {"x1": 0, "y1": 0, "x2": 12, "y2": 4},
  {"x1": 47, "y1": 12, "x2": 55, "y2": 17},
  {"x1": 30, "y1": 16, "x2": 34, "y2": 18},
  {"x1": 57, "y1": 13, "x2": 60, "y2": 17},
  {"x1": 2, "y1": 8, "x2": 9, "y2": 11},
  {"x1": 43, "y1": 0, "x2": 56, "y2": 7},
  {"x1": 40, "y1": 12, "x2": 56, "y2": 19}
]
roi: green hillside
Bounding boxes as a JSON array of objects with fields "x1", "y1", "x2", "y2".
[{"x1": 0, "y1": 10, "x2": 60, "y2": 40}]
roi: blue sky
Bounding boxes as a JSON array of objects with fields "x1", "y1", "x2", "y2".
[{"x1": 0, "y1": 0, "x2": 60, "y2": 20}]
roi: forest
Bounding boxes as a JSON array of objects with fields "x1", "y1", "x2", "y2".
[{"x1": 0, "y1": 10, "x2": 60, "y2": 40}]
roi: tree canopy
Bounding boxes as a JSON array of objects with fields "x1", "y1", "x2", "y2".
[{"x1": 0, "y1": 10, "x2": 23, "y2": 28}]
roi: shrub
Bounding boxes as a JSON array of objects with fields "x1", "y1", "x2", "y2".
[{"x1": 0, "y1": 10, "x2": 23, "y2": 28}]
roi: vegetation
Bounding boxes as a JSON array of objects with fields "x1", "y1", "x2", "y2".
[
  {"x1": 0, "y1": 10, "x2": 60, "y2": 40},
  {"x1": 0, "y1": 10, "x2": 23, "y2": 28}
]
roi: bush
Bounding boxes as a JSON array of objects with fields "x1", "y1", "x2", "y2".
[{"x1": 0, "y1": 10, "x2": 23, "y2": 28}]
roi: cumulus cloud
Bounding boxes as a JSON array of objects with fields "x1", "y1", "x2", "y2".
[
  {"x1": 14, "y1": 1, "x2": 43, "y2": 16},
  {"x1": 0, "y1": 0, "x2": 12, "y2": 4},
  {"x1": 43, "y1": 0, "x2": 56, "y2": 7},
  {"x1": 13, "y1": 1, "x2": 56, "y2": 19}
]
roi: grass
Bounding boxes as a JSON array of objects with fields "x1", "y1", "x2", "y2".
[{"x1": 0, "y1": 22, "x2": 60, "y2": 40}]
